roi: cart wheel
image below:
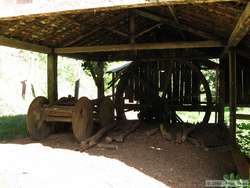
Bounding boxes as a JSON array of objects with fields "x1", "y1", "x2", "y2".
[
  {"x1": 72, "y1": 97, "x2": 93, "y2": 142},
  {"x1": 99, "y1": 97, "x2": 115, "y2": 127},
  {"x1": 26, "y1": 96, "x2": 52, "y2": 140}
]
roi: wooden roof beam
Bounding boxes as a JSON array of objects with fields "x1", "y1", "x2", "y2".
[
  {"x1": 135, "y1": 23, "x2": 163, "y2": 39},
  {"x1": 0, "y1": 35, "x2": 52, "y2": 54},
  {"x1": 221, "y1": 3, "x2": 250, "y2": 57},
  {"x1": 55, "y1": 40, "x2": 224, "y2": 54},
  {"x1": 135, "y1": 9, "x2": 216, "y2": 40},
  {"x1": 62, "y1": 28, "x2": 101, "y2": 47},
  {"x1": 104, "y1": 27, "x2": 129, "y2": 38},
  {"x1": 167, "y1": 5, "x2": 186, "y2": 40}
]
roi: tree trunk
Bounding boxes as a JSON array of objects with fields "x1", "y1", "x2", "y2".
[{"x1": 97, "y1": 62, "x2": 104, "y2": 99}]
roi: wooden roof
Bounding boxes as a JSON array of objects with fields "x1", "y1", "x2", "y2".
[{"x1": 0, "y1": 0, "x2": 249, "y2": 61}]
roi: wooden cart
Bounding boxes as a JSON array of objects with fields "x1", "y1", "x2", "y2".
[{"x1": 26, "y1": 96, "x2": 114, "y2": 142}]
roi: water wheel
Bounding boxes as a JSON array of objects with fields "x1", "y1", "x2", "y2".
[
  {"x1": 72, "y1": 97, "x2": 93, "y2": 142},
  {"x1": 26, "y1": 96, "x2": 52, "y2": 140},
  {"x1": 115, "y1": 61, "x2": 212, "y2": 125}
]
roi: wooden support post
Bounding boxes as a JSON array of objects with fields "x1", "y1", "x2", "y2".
[
  {"x1": 47, "y1": 53, "x2": 58, "y2": 104},
  {"x1": 112, "y1": 72, "x2": 115, "y2": 101},
  {"x1": 229, "y1": 49, "x2": 237, "y2": 143},
  {"x1": 97, "y1": 61, "x2": 104, "y2": 99},
  {"x1": 129, "y1": 10, "x2": 135, "y2": 44},
  {"x1": 218, "y1": 58, "x2": 225, "y2": 126}
]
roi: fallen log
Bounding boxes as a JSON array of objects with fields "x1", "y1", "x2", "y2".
[
  {"x1": 106, "y1": 121, "x2": 141, "y2": 143},
  {"x1": 146, "y1": 127, "x2": 159, "y2": 136},
  {"x1": 97, "y1": 143, "x2": 118, "y2": 150},
  {"x1": 113, "y1": 121, "x2": 141, "y2": 142},
  {"x1": 160, "y1": 123, "x2": 172, "y2": 141},
  {"x1": 80, "y1": 121, "x2": 116, "y2": 152}
]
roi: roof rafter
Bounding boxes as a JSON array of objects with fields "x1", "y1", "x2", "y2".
[
  {"x1": 221, "y1": 2, "x2": 250, "y2": 57},
  {"x1": 135, "y1": 9, "x2": 216, "y2": 40},
  {"x1": 167, "y1": 5, "x2": 186, "y2": 40},
  {"x1": 0, "y1": 35, "x2": 52, "y2": 54}
]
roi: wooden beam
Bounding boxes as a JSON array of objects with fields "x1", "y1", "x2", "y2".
[
  {"x1": 129, "y1": 10, "x2": 136, "y2": 44},
  {"x1": 221, "y1": 3, "x2": 250, "y2": 57},
  {"x1": 63, "y1": 28, "x2": 101, "y2": 47},
  {"x1": 0, "y1": 35, "x2": 52, "y2": 54},
  {"x1": 55, "y1": 40, "x2": 224, "y2": 54},
  {"x1": 229, "y1": 48, "x2": 237, "y2": 143},
  {"x1": 236, "y1": 114, "x2": 250, "y2": 120},
  {"x1": 135, "y1": 23, "x2": 162, "y2": 39},
  {"x1": 135, "y1": 9, "x2": 216, "y2": 40},
  {"x1": 104, "y1": 28, "x2": 128, "y2": 38},
  {"x1": 218, "y1": 58, "x2": 225, "y2": 125},
  {"x1": 47, "y1": 53, "x2": 58, "y2": 104},
  {"x1": 167, "y1": 5, "x2": 186, "y2": 40}
]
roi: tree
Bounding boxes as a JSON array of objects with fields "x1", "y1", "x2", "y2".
[{"x1": 82, "y1": 61, "x2": 106, "y2": 98}]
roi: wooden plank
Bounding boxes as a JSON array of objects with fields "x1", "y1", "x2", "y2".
[
  {"x1": 47, "y1": 53, "x2": 58, "y2": 104},
  {"x1": 167, "y1": 5, "x2": 186, "y2": 40},
  {"x1": 221, "y1": 3, "x2": 250, "y2": 57},
  {"x1": 236, "y1": 114, "x2": 250, "y2": 120},
  {"x1": 123, "y1": 103, "x2": 218, "y2": 111},
  {"x1": 63, "y1": 28, "x2": 101, "y2": 47},
  {"x1": 46, "y1": 116, "x2": 72, "y2": 122},
  {"x1": 129, "y1": 10, "x2": 136, "y2": 44},
  {"x1": 104, "y1": 28, "x2": 128, "y2": 38},
  {"x1": 0, "y1": 35, "x2": 52, "y2": 54},
  {"x1": 135, "y1": 23, "x2": 162, "y2": 39},
  {"x1": 229, "y1": 49, "x2": 237, "y2": 143},
  {"x1": 55, "y1": 40, "x2": 224, "y2": 54},
  {"x1": 45, "y1": 106, "x2": 73, "y2": 117}
]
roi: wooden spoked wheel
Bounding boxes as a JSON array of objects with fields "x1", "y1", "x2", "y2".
[
  {"x1": 26, "y1": 96, "x2": 52, "y2": 140},
  {"x1": 99, "y1": 97, "x2": 115, "y2": 127},
  {"x1": 115, "y1": 61, "x2": 212, "y2": 125},
  {"x1": 72, "y1": 97, "x2": 93, "y2": 142}
]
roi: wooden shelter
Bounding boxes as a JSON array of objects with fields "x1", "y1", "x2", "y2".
[{"x1": 0, "y1": 0, "x2": 249, "y2": 177}]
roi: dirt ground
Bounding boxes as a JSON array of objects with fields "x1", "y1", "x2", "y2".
[{"x1": 0, "y1": 122, "x2": 235, "y2": 188}]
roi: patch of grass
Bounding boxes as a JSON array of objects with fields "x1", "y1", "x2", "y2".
[
  {"x1": 236, "y1": 123, "x2": 250, "y2": 159},
  {"x1": 0, "y1": 115, "x2": 27, "y2": 140}
]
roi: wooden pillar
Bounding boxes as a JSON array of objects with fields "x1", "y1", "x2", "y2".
[
  {"x1": 97, "y1": 61, "x2": 104, "y2": 99},
  {"x1": 218, "y1": 58, "x2": 225, "y2": 125},
  {"x1": 229, "y1": 49, "x2": 237, "y2": 143},
  {"x1": 47, "y1": 52, "x2": 58, "y2": 104},
  {"x1": 112, "y1": 72, "x2": 115, "y2": 101}
]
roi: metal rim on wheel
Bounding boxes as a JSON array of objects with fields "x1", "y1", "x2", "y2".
[
  {"x1": 72, "y1": 97, "x2": 93, "y2": 142},
  {"x1": 26, "y1": 96, "x2": 51, "y2": 140}
]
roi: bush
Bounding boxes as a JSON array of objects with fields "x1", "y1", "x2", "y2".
[
  {"x1": 236, "y1": 123, "x2": 250, "y2": 159},
  {"x1": 0, "y1": 115, "x2": 27, "y2": 140}
]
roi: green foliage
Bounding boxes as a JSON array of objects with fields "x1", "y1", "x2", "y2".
[
  {"x1": 236, "y1": 123, "x2": 250, "y2": 159},
  {"x1": 0, "y1": 115, "x2": 27, "y2": 140},
  {"x1": 81, "y1": 61, "x2": 111, "y2": 92},
  {"x1": 58, "y1": 60, "x2": 77, "y2": 86},
  {"x1": 223, "y1": 172, "x2": 249, "y2": 188},
  {"x1": 201, "y1": 69, "x2": 217, "y2": 102}
]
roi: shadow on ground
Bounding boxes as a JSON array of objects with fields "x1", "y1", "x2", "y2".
[{"x1": 0, "y1": 121, "x2": 236, "y2": 188}]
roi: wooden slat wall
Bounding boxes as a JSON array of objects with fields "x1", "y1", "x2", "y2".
[{"x1": 121, "y1": 60, "x2": 209, "y2": 106}]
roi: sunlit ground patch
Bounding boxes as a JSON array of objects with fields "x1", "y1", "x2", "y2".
[{"x1": 0, "y1": 143, "x2": 170, "y2": 188}]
